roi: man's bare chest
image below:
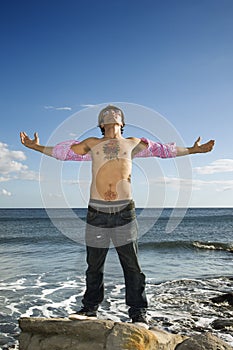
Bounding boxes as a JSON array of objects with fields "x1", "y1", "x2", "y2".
[{"x1": 90, "y1": 139, "x2": 136, "y2": 162}]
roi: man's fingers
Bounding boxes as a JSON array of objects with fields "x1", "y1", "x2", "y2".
[
  {"x1": 20, "y1": 132, "x2": 27, "y2": 142},
  {"x1": 207, "y1": 140, "x2": 215, "y2": 147},
  {"x1": 209, "y1": 140, "x2": 215, "y2": 149},
  {"x1": 196, "y1": 136, "x2": 201, "y2": 144},
  {"x1": 193, "y1": 136, "x2": 201, "y2": 148}
]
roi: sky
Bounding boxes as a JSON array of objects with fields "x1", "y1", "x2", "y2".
[{"x1": 0, "y1": 0, "x2": 233, "y2": 208}]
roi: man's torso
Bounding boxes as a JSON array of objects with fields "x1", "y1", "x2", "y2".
[{"x1": 86, "y1": 137, "x2": 140, "y2": 201}]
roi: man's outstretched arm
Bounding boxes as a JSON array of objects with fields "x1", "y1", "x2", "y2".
[
  {"x1": 176, "y1": 137, "x2": 215, "y2": 156},
  {"x1": 20, "y1": 132, "x2": 92, "y2": 161},
  {"x1": 20, "y1": 132, "x2": 54, "y2": 156},
  {"x1": 20, "y1": 132, "x2": 215, "y2": 160},
  {"x1": 134, "y1": 136, "x2": 215, "y2": 158}
]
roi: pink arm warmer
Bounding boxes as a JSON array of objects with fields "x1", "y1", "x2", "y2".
[
  {"x1": 136, "y1": 137, "x2": 177, "y2": 158},
  {"x1": 52, "y1": 140, "x2": 92, "y2": 161},
  {"x1": 51, "y1": 138, "x2": 177, "y2": 161}
]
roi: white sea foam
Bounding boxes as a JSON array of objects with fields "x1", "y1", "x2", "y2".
[
  {"x1": 0, "y1": 278, "x2": 27, "y2": 291},
  {"x1": 1, "y1": 274, "x2": 233, "y2": 348},
  {"x1": 1, "y1": 207, "x2": 233, "y2": 349}
]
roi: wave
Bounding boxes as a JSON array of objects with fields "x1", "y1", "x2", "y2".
[
  {"x1": 0, "y1": 216, "x2": 87, "y2": 222},
  {"x1": 2, "y1": 235, "x2": 232, "y2": 253},
  {"x1": 139, "y1": 240, "x2": 233, "y2": 253},
  {"x1": 139, "y1": 240, "x2": 197, "y2": 250},
  {"x1": 137, "y1": 214, "x2": 233, "y2": 222},
  {"x1": 0, "y1": 234, "x2": 81, "y2": 245},
  {"x1": 193, "y1": 241, "x2": 233, "y2": 253},
  {"x1": 1, "y1": 207, "x2": 232, "y2": 223}
]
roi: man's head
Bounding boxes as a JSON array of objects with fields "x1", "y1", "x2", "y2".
[{"x1": 98, "y1": 105, "x2": 125, "y2": 135}]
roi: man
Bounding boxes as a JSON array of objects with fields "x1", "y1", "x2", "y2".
[{"x1": 20, "y1": 105, "x2": 215, "y2": 327}]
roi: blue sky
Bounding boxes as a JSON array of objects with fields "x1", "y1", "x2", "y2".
[{"x1": 0, "y1": 0, "x2": 233, "y2": 208}]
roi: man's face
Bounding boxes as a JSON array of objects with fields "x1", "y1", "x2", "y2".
[{"x1": 101, "y1": 108, "x2": 123, "y2": 126}]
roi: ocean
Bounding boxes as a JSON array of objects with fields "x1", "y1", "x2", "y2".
[{"x1": 0, "y1": 207, "x2": 232, "y2": 349}]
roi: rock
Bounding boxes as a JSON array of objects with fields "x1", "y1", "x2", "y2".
[
  {"x1": 175, "y1": 332, "x2": 233, "y2": 350},
  {"x1": 19, "y1": 317, "x2": 233, "y2": 350},
  {"x1": 149, "y1": 326, "x2": 186, "y2": 349},
  {"x1": 18, "y1": 317, "x2": 185, "y2": 350},
  {"x1": 19, "y1": 318, "x2": 114, "y2": 350},
  {"x1": 211, "y1": 293, "x2": 233, "y2": 306},
  {"x1": 211, "y1": 318, "x2": 233, "y2": 330},
  {"x1": 105, "y1": 322, "x2": 158, "y2": 350}
]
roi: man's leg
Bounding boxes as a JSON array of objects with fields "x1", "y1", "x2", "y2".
[
  {"x1": 115, "y1": 241, "x2": 148, "y2": 319},
  {"x1": 82, "y1": 208, "x2": 111, "y2": 309},
  {"x1": 69, "y1": 207, "x2": 110, "y2": 320},
  {"x1": 82, "y1": 245, "x2": 109, "y2": 309},
  {"x1": 69, "y1": 245, "x2": 109, "y2": 320}
]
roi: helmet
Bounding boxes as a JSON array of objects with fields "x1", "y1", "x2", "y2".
[{"x1": 98, "y1": 105, "x2": 125, "y2": 126}]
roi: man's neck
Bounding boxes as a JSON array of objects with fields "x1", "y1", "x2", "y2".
[{"x1": 103, "y1": 125, "x2": 123, "y2": 139}]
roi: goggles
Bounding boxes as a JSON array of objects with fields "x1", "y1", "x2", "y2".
[
  {"x1": 98, "y1": 105, "x2": 125, "y2": 126},
  {"x1": 102, "y1": 109, "x2": 122, "y2": 117}
]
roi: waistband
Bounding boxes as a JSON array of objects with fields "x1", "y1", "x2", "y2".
[{"x1": 88, "y1": 199, "x2": 135, "y2": 214}]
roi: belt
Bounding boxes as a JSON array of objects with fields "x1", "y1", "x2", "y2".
[{"x1": 88, "y1": 200, "x2": 135, "y2": 214}]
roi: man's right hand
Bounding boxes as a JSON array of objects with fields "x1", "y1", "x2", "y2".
[
  {"x1": 20, "y1": 132, "x2": 40, "y2": 149},
  {"x1": 20, "y1": 132, "x2": 53, "y2": 156}
]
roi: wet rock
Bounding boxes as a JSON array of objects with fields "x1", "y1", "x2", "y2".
[
  {"x1": 18, "y1": 317, "x2": 185, "y2": 350},
  {"x1": 175, "y1": 332, "x2": 233, "y2": 350},
  {"x1": 105, "y1": 322, "x2": 159, "y2": 350},
  {"x1": 149, "y1": 326, "x2": 185, "y2": 349},
  {"x1": 211, "y1": 293, "x2": 233, "y2": 306},
  {"x1": 211, "y1": 318, "x2": 233, "y2": 330},
  {"x1": 19, "y1": 317, "x2": 114, "y2": 350}
]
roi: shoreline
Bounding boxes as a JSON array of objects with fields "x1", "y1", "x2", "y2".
[{"x1": 1, "y1": 276, "x2": 233, "y2": 348}]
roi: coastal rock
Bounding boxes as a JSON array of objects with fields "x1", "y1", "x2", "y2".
[
  {"x1": 19, "y1": 318, "x2": 114, "y2": 350},
  {"x1": 211, "y1": 318, "x2": 233, "y2": 330},
  {"x1": 105, "y1": 322, "x2": 159, "y2": 350},
  {"x1": 175, "y1": 332, "x2": 233, "y2": 350},
  {"x1": 211, "y1": 293, "x2": 233, "y2": 306},
  {"x1": 18, "y1": 317, "x2": 184, "y2": 350},
  {"x1": 149, "y1": 326, "x2": 185, "y2": 349}
]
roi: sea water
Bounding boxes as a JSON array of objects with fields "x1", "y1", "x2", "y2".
[{"x1": 0, "y1": 208, "x2": 232, "y2": 349}]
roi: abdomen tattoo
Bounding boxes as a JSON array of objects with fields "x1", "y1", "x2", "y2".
[{"x1": 104, "y1": 184, "x2": 118, "y2": 200}]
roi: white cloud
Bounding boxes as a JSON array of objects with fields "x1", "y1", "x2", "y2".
[
  {"x1": 0, "y1": 142, "x2": 26, "y2": 160},
  {"x1": 0, "y1": 142, "x2": 27, "y2": 175},
  {"x1": 150, "y1": 176, "x2": 201, "y2": 190},
  {"x1": 63, "y1": 179, "x2": 90, "y2": 185},
  {"x1": 69, "y1": 132, "x2": 78, "y2": 137},
  {"x1": 148, "y1": 176, "x2": 233, "y2": 191},
  {"x1": 0, "y1": 188, "x2": 12, "y2": 196},
  {"x1": 0, "y1": 142, "x2": 38, "y2": 181},
  {"x1": 44, "y1": 105, "x2": 72, "y2": 111},
  {"x1": 216, "y1": 186, "x2": 233, "y2": 192},
  {"x1": 16, "y1": 171, "x2": 39, "y2": 181},
  {"x1": 0, "y1": 176, "x2": 10, "y2": 182},
  {"x1": 80, "y1": 104, "x2": 96, "y2": 108},
  {"x1": 48, "y1": 193, "x2": 62, "y2": 198},
  {"x1": 194, "y1": 159, "x2": 233, "y2": 174}
]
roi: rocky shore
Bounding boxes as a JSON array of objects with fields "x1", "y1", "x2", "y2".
[{"x1": 19, "y1": 317, "x2": 233, "y2": 350}]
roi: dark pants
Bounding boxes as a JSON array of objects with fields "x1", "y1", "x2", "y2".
[{"x1": 82, "y1": 200, "x2": 148, "y2": 319}]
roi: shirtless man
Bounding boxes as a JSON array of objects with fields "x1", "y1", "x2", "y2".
[{"x1": 20, "y1": 105, "x2": 215, "y2": 327}]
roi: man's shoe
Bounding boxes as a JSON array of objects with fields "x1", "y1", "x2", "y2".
[
  {"x1": 69, "y1": 307, "x2": 97, "y2": 320},
  {"x1": 132, "y1": 314, "x2": 149, "y2": 329}
]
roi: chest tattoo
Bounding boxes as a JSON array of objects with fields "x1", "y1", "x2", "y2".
[{"x1": 103, "y1": 140, "x2": 120, "y2": 160}]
